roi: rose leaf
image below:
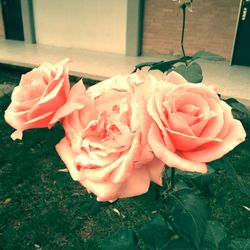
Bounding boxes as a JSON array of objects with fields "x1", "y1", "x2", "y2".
[
  {"x1": 170, "y1": 62, "x2": 203, "y2": 83},
  {"x1": 97, "y1": 228, "x2": 139, "y2": 250},
  {"x1": 192, "y1": 51, "x2": 225, "y2": 61},
  {"x1": 201, "y1": 220, "x2": 227, "y2": 249},
  {"x1": 229, "y1": 239, "x2": 250, "y2": 250},
  {"x1": 223, "y1": 97, "x2": 250, "y2": 130},
  {"x1": 162, "y1": 189, "x2": 208, "y2": 249},
  {"x1": 137, "y1": 215, "x2": 174, "y2": 250}
]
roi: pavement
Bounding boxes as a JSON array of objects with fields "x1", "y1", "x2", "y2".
[{"x1": 0, "y1": 37, "x2": 250, "y2": 106}]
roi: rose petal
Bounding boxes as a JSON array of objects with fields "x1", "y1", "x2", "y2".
[
  {"x1": 166, "y1": 71, "x2": 188, "y2": 85},
  {"x1": 118, "y1": 167, "x2": 151, "y2": 198},
  {"x1": 56, "y1": 137, "x2": 84, "y2": 180},
  {"x1": 10, "y1": 130, "x2": 23, "y2": 140},
  {"x1": 80, "y1": 178, "x2": 123, "y2": 202},
  {"x1": 50, "y1": 80, "x2": 86, "y2": 125},
  {"x1": 110, "y1": 133, "x2": 141, "y2": 183},
  {"x1": 145, "y1": 157, "x2": 164, "y2": 185},
  {"x1": 183, "y1": 119, "x2": 246, "y2": 162},
  {"x1": 148, "y1": 122, "x2": 207, "y2": 173},
  {"x1": 147, "y1": 94, "x2": 175, "y2": 152}
]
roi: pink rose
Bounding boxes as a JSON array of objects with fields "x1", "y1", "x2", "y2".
[
  {"x1": 56, "y1": 72, "x2": 164, "y2": 202},
  {"x1": 147, "y1": 72, "x2": 246, "y2": 173},
  {"x1": 5, "y1": 59, "x2": 70, "y2": 140}
]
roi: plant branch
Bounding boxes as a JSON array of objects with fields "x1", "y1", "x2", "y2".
[
  {"x1": 181, "y1": 5, "x2": 186, "y2": 57},
  {"x1": 171, "y1": 168, "x2": 176, "y2": 190}
]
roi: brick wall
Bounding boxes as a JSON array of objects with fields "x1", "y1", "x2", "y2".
[
  {"x1": 143, "y1": 0, "x2": 240, "y2": 59},
  {"x1": 0, "y1": 2, "x2": 4, "y2": 37}
]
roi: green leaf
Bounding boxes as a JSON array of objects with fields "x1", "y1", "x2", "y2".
[
  {"x1": 192, "y1": 51, "x2": 225, "y2": 61},
  {"x1": 89, "y1": 199, "x2": 114, "y2": 215},
  {"x1": 201, "y1": 220, "x2": 226, "y2": 249},
  {"x1": 171, "y1": 62, "x2": 203, "y2": 83},
  {"x1": 229, "y1": 238, "x2": 250, "y2": 250},
  {"x1": 97, "y1": 228, "x2": 138, "y2": 250},
  {"x1": 223, "y1": 97, "x2": 250, "y2": 130},
  {"x1": 175, "y1": 168, "x2": 215, "y2": 194},
  {"x1": 173, "y1": 179, "x2": 194, "y2": 192},
  {"x1": 138, "y1": 215, "x2": 174, "y2": 250},
  {"x1": 209, "y1": 158, "x2": 250, "y2": 197},
  {"x1": 163, "y1": 189, "x2": 208, "y2": 249},
  {"x1": 132, "y1": 61, "x2": 161, "y2": 73},
  {"x1": 190, "y1": 168, "x2": 215, "y2": 193},
  {"x1": 149, "y1": 56, "x2": 192, "y2": 73},
  {"x1": 165, "y1": 237, "x2": 195, "y2": 250}
]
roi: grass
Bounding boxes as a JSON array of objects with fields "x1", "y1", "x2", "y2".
[{"x1": 0, "y1": 65, "x2": 249, "y2": 249}]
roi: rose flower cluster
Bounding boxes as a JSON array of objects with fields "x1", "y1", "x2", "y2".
[{"x1": 5, "y1": 60, "x2": 246, "y2": 202}]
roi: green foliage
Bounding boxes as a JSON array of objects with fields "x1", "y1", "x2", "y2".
[
  {"x1": 201, "y1": 220, "x2": 227, "y2": 249},
  {"x1": 1, "y1": 68, "x2": 250, "y2": 249},
  {"x1": 208, "y1": 158, "x2": 250, "y2": 198},
  {"x1": 97, "y1": 229, "x2": 138, "y2": 250},
  {"x1": 229, "y1": 239, "x2": 250, "y2": 250},
  {"x1": 137, "y1": 215, "x2": 173, "y2": 250},
  {"x1": 192, "y1": 51, "x2": 225, "y2": 61},
  {"x1": 170, "y1": 62, "x2": 203, "y2": 83},
  {"x1": 175, "y1": 168, "x2": 215, "y2": 194},
  {"x1": 163, "y1": 189, "x2": 208, "y2": 249},
  {"x1": 149, "y1": 57, "x2": 192, "y2": 72},
  {"x1": 223, "y1": 97, "x2": 250, "y2": 131},
  {"x1": 131, "y1": 61, "x2": 162, "y2": 73},
  {"x1": 164, "y1": 237, "x2": 194, "y2": 250},
  {"x1": 132, "y1": 50, "x2": 223, "y2": 84}
]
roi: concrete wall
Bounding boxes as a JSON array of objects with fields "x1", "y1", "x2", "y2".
[
  {"x1": 143, "y1": 0, "x2": 240, "y2": 59},
  {"x1": 33, "y1": 0, "x2": 127, "y2": 54},
  {"x1": 0, "y1": 2, "x2": 4, "y2": 37}
]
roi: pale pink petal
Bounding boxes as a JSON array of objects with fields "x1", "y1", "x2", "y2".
[
  {"x1": 10, "y1": 130, "x2": 23, "y2": 140},
  {"x1": 79, "y1": 156, "x2": 124, "y2": 183},
  {"x1": 174, "y1": 92, "x2": 210, "y2": 118},
  {"x1": 80, "y1": 178, "x2": 123, "y2": 202},
  {"x1": 24, "y1": 111, "x2": 54, "y2": 128},
  {"x1": 145, "y1": 157, "x2": 164, "y2": 185},
  {"x1": 191, "y1": 118, "x2": 209, "y2": 137},
  {"x1": 168, "y1": 113, "x2": 194, "y2": 136},
  {"x1": 216, "y1": 101, "x2": 233, "y2": 139},
  {"x1": 55, "y1": 137, "x2": 84, "y2": 180},
  {"x1": 110, "y1": 133, "x2": 141, "y2": 183},
  {"x1": 147, "y1": 95, "x2": 175, "y2": 152},
  {"x1": 50, "y1": 80, "x2": 86, "y2": 125},
  {"x1": 38, "y1": 78, "x2": 65, "y2": 104},
  {"x1": 200, "y1": 99, "x2": 223, "y2": 138},
  {"x1": 118, "y1": 167, "x2": 151, "y2": 198},
  {"x1": 183, "y1": 119, "x2": 246, "y2": 162},
  {"x1": 148, "y1": 123, "x2": 207, "y2": 173},
  {"x1": 75, "y1": 151, "x2": 121, "y2": 169},
  {"x1": 5, "y1": 107, "x2": 29, "y2": 130},
  {"x1": 166, "y1": 71, "x2": 188, "y2": 85},
  {"x1": 166, "y1": 128, "x2": 221, "y2": 151}
]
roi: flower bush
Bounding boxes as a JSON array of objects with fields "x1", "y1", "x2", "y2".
[
  {"x1": 4, "y1": 59, "x2": 249, "y2": 249},
  {"x1": 5, "y1": 60, "x2": 246, "y2": 202}
]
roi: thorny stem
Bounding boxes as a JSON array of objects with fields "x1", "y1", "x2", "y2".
[{"x1": 181, "y1": 5, "x2": 186, "y2": 57}]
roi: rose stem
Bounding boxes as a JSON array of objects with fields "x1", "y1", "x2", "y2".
[
  {"x1": 171, "y1": 167, "x2": 176, "y2": 190},
  {"x1": 181, "y1": 4, "x2": 186, "y2": 57}
]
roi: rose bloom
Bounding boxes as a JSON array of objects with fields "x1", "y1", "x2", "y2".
[
  {"x1": 5, "y1": 59, "x2": 70, "y2": 140},
  {"x1": 56, "y1": 72, "x2": 164, "y2": 202},
  {"x1": 147, "y1": 72, "x2": 246, "y2": 173}
]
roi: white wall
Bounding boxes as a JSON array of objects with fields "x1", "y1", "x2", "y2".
[{"x1": 33, "y1": 0, "x2": 127, "y2": 54}]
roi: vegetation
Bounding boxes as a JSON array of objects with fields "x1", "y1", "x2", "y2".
[{"x1": 0, "y1": 66, "x2": 249, "y2": 249}]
